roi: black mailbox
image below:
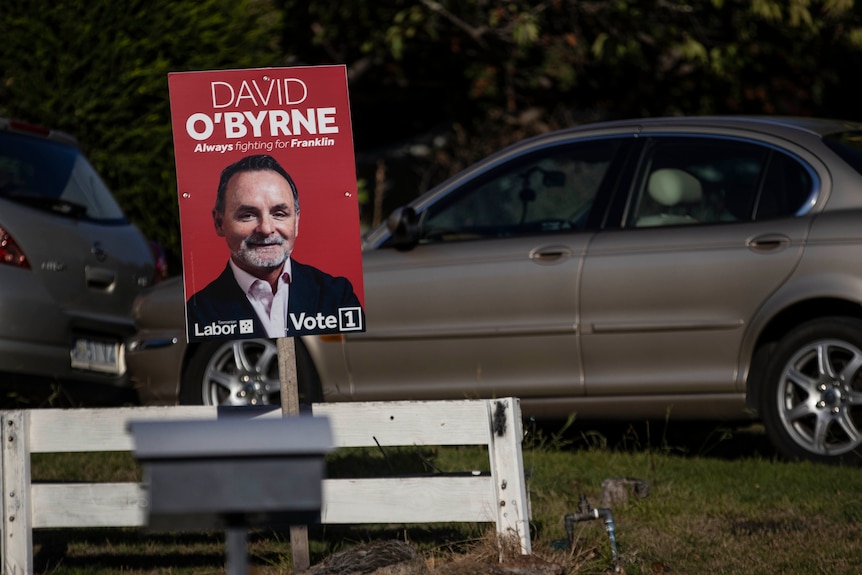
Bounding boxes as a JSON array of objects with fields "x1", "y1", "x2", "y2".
[{"x1": 130, "y1": 416, "x2": 332, "y2": 531}]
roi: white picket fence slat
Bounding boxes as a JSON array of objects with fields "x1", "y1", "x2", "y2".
[{"x1": 1, "y1": 398, "x2": 530, "y2": 574}]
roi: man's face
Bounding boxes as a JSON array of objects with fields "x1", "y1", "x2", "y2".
[{"x1": 214, "y1": 169, "x2": 299, "y2": 278}]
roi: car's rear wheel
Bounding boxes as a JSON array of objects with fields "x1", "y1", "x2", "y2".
[
  {"x1": 180, "y1": 338, "x2": 322, "y2": 407},
  {"x1": 762, "y1": 317, "x2": 862, "y2": 465}
]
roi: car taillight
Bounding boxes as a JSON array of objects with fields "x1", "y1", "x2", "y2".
[
  {"x1": 0, "y1": 227, "x2": 30, "y2": 269},
  {"x1": 7, "y1": 120, "x2": 51, "y2": 137}
]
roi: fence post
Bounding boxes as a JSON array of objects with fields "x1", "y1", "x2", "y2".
[
  {"x1": 488, "y1": 398, "x2": 531, "y2": 555},
  {"x1": 2, "y1": 410, "x2": 33, "y2": 574}
]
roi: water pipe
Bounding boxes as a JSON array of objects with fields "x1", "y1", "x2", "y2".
[{"x1": 565, "y1": 494, "x2": 621, "y2": 573}]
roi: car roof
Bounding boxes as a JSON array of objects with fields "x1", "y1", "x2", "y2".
[
  {"x1": 562, "y1": 115, "x2": 862, "y2": 138},
  {"x1": 458, "y1": 115, "x2": 862, "y2": 184},
  {"x1": 440, "y1": 116, "x2": 862, "y2": 181},
  {"x1": 0, "y1": 116, "x2": 79, "y2": 147}
]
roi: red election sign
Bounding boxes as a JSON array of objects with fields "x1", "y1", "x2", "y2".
[{"x1": 169, "y1": 65, "x2": 365, "y2": 342}]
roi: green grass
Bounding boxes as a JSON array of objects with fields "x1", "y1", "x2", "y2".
[{"x1": 23, "y1": 420, "x2": 862, "y2": 574}]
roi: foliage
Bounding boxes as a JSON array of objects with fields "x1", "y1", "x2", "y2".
[{"x1": 366, "y1": 0, "x2": 862, "y2": 119}]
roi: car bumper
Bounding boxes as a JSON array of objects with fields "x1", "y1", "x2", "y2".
[
  {"x1": 127, "y1": 330, "x2": 187, "y2": 405},
  {"x1": 0, "y1": 273, "x2": 137, "y2": 391}
]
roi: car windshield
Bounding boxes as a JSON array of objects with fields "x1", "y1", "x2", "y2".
[
  {"x1": 0, "y1": 131, "x2": 127, "y2": 223},
  {"x1": 823, "y1": 130, "x2": 862, "y2": 177}
]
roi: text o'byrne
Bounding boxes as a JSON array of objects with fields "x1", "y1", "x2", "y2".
[{"x1": 185, "y1": 108, "x2": 339, "y2": 141}]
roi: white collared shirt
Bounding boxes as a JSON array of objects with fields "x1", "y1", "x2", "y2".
[{"x1": 230, "y1": 259, "x2": 293, "y2": 337}]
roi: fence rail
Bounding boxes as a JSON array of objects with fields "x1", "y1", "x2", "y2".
[{"x1": 1, "y1": 398, "x2": 530, "y2": 574}]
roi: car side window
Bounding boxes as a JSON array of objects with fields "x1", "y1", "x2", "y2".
[
  {"x1": 630, "y1": 137, "x2": 815, "y2": 227},
  {"x1": 757, "y1": 152, "x2": 815, "y2": 219},
  {"x1": 0, "y1": 132, "x2": 127, "y2": 223},
  {"x1": 418, "y1": 139, "x2": 622, "y2": 243},
  {"x1": 631, "y1": 139, "x2": 766, "y2": 227}
]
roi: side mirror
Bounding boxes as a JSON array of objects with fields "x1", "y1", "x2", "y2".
[{"x1": 386, "y1": 206, "x2": 420, "y2": 249}]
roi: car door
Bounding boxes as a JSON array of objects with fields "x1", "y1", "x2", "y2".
[
  {"x1": 343, "y1": 138, "x2": 629, "y2": 402},
  {"x1": 579, "y1": 135, "x2": 816, "y2": 404}
]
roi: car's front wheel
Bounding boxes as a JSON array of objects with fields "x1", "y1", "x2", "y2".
[
  {"x1": 180, "y1": 338, "x2": 321, "y2": 407},
  {"x1": 762, "y1": 317, "x2": 862, "y2": 465}
]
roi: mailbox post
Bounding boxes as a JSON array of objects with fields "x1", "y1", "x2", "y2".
[{"x1": 130, "y1": 416, "x2": 333, "y2": 575}]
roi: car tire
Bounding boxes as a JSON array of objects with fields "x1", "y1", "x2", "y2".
[
  {"x1": 762, "y1": 317, "x2": 862, "y2": 465},
  {"x1": 180, "y1": 338, "x2": 322, "y2": 407}
]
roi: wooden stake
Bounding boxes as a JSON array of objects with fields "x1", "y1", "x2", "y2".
[{"x1": 277, "y1": 337, "x2": 310, "y2": 571}]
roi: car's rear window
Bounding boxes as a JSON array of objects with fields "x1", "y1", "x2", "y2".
[
  {"x1": 823, "y1": 130, "x2": 862, "y2": 177},
  {"x1": 0, "y1": 131, "x2": 127, "y2": 223}
]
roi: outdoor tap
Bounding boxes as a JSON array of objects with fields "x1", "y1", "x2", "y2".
[
  {"x1": 564, "y1": 494, "x2": 621, "y2": 573},
  {"x1": 576, "y1": 493, "x2": 593, "y2": 520}
]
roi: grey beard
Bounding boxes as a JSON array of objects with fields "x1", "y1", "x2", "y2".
[
  {"x1": 234, "y1": 236, "x2": 291, "y2": 269},
  {"x1": 234, "y1": 249, "x2": 288, "y2": 269}
]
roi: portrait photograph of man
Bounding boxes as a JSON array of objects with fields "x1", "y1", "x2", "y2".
[{"x1": 186, "y1": 154, "x2": 364, "y2": 339}]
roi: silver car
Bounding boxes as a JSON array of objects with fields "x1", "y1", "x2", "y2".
[
  {"x1": 0, "y1": 118, "x2": 156, "y2": 403},
  {"x1": 128, "y1": 116, "x2": 862, "y2": 465}
]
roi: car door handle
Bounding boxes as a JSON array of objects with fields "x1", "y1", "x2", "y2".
[
  {"x1": 529, "y1": 245, "x2": 574, "y2": 264},
  {"x1": 85, "y1": 266, "x2": 116, "y2": 290},
  {"x1": 747, "y1": 233, "x2": 791, "y2": 253}
]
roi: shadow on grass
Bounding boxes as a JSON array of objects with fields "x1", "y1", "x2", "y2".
[
  {"x1": 0, "y1": 382, "x2": 140, "y2": 410},
  {"x1": 32, "y1": 523, "x2": 487, "y2": 573},
  {"x1": 35, "y1": 529, "x2": 236, "y2": 572},
  {"x1": 528, "y1": 418, "x2": 778, "y2": 461},
  {"x1": 326, "y1": 446, "x2": 454, "y2": 478}
]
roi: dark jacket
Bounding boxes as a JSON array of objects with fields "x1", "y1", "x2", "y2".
[{"x1": 186, "y1": 260, "x2": 363, "y2": 340}]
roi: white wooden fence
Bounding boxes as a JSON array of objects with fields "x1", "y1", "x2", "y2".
[{"x1": 1, "y1": 398, "x2": 530, "y2": 574}]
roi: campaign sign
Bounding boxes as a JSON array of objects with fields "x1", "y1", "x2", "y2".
[{"x1": 169, "y1": 66, "x2": 365, "y2": 342}]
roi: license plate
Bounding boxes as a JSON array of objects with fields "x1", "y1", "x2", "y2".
[{"x1": 70, "y1": 338, "x2": 126, "y2": 375}]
